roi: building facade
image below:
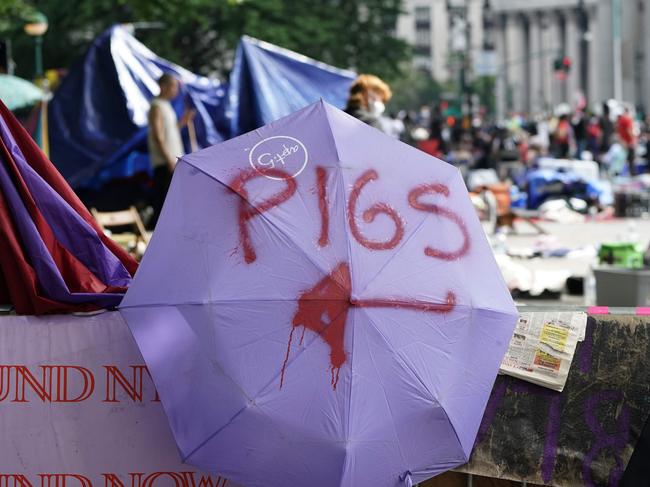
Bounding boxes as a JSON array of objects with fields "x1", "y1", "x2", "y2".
[{"x1": 396, "y1": 0, "x2": 650, "y2": 119}]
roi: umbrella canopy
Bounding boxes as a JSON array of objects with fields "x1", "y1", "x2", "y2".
[
  {"x1": 0, "y1": 74, "x2": 43, "y2": 111},
  {"x1": 120, "y1": 101, "x2": 517, "y2": 487}
]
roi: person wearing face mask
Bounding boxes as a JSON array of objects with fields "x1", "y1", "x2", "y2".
[{"x1": 344, "y1": 74, "x2": 392, "y2": 131}]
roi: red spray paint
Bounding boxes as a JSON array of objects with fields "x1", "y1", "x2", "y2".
[
  {"x1": 281, "y1": 262, "x2": 457, "y2": 390},
  {"x1": 229, "y1": 168, "x2": 297, "y2": 264},
  {"x1": 348, "y1": 170, "x2": 405, "y2": 251},
  {"x1": 316, "y1": 166, "x2": 330, "y2": 247},
  {"x1": 408, "y1": 183, "x2": 470, "y2": 261}
]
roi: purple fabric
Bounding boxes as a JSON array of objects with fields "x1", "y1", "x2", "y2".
[
  {"x1": 0, "y1": 151, "x2": 121, "y2": 307},
  {"x1": 0, "y1": 115, "x2": 131, "y2": 287},
  {"x1": 121, "y1": 101, "x2": 518, "y2": 487}
]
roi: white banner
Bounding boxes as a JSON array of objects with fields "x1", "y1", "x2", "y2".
[{"x1": 0, "y1": 311, "x2": 239, "y2": 487}]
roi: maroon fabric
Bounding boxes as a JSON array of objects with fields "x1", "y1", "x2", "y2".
[
  {"x1": 0, "y1": 184, "x2": 98, "y2": 314},
  {"x1": 0, "y1": 135, "x2": 111, "y2": 296},
  {"x1": 0, "y1": 100, "x2": 138, "y2": 314},
  {"x1": 0, "y1": 101, "x2": 138, "y2": 276}
]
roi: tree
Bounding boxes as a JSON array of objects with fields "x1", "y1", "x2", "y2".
[
  {"x1": 9, "y1": 0, "x2": 410, "y2": 81},
  {"x1": 0, "y1": 0, "x2": 35, "y2": 33},
  {"x1": 388, "y1": 68, "x2": 443, "y2": 112}
]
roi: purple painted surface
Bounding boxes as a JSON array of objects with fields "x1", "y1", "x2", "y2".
[{"x1": 582, "y1": 390, "x2": 630, "y2": 487}]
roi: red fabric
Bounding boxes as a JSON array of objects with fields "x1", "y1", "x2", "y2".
[
  {"x1": 0, "y1": 100, "x2": 138, "y2": 313},
  {"x1": 417, "y1": 139, "x2": 442, "y2": 158},
  {"x1": 0, "y1": 101, "x2": 138, "y2": 276},
  {"x1": 617, "y1": 114, "x2": 635, "y2": 146},
  {"x1": 0, "y1": 136, "x2": 113, "y2": 296},
  {"x1": 0, "y1": 183, "x2": 97, "y2": 314},
  {"x1": 556, "y1": 120, "x2": 570, "y2": 144}
]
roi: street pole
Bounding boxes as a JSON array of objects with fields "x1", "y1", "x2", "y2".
[
  {"x1": 34, "y1": 35, "x2": 43, "y2": 79},
  {"x1": 23, "y1": 11, "x2": 48, "y2": 81},
  {"x1": 612, "y1": 0, "x2": 622, "y2": 101},
  {"x1": 578, "y1": 0, "x2": 589, "y2": 103}
]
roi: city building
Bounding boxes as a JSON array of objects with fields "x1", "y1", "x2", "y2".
[{"x1": 396, "y1": 0, "x2": 650, "y2": 119}]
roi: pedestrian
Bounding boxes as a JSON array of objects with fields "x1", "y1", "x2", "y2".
[
  {"x1": 344, "y1": 74, "x2": 392, "y2": 131},
  {"x1": 147, "y1": 73, "x2": 195, "y2": 226},
  {"x1": 616, "y1": 106, "x2": 637, "y2": 176},
  {"x1": 586, "y1": 115, "x2": 602, "y2": 160},
  {"x1": 599, "y1": 102, "x2": 614, "y2": 153},
  {"x1": 554, "y1": 114, "x2": 572, "y2": 158},
  {"x1": 572, "y1": 110, "x2": 587, "y2": 159}
]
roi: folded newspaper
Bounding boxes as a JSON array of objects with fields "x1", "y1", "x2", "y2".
[{"x1": 499, "y1": 311, "x2": 588, "y2": 391}]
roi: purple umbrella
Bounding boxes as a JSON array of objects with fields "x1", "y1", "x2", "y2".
[{"x1": 120, "y1": 101, "x2": 517, "y2": 487}]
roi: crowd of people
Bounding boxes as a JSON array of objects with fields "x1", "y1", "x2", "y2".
[
  {"x1": 146, "y1": 72, "x2": 649, "y2": 226},
  {"x1": 341, "y1": 73, "x2": 650, "y2": 180}
]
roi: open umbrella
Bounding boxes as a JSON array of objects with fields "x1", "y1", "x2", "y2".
[
  {"x1": 0, "y1": 74, "x2": 43, "y2": 111},
  {"x1": 120, "y1": 101, "x2": 517, "y2": 487}
]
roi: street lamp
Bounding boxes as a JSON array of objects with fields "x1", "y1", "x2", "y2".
[{"x1": 23, "y1": 11, "x2": 48, "y2": 79}]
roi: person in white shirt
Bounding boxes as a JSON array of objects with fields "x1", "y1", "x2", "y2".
[{"x1": 147, "y1": 73, "x2": 194, "y2": 226}]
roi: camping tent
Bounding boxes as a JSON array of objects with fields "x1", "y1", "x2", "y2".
[
  {"x1": 49, "y1": 28, "x2": 356, "y2": 190},
  {"x1": 227, "y1": 36, "x2": 356, "y2": 136},
  {"x1": 48, "y1": 25, "x2": 229, "y2": 189}
]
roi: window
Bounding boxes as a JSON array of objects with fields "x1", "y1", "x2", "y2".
[{"x1": 414, "y1": 6, "x2": 431, "y2": 30}]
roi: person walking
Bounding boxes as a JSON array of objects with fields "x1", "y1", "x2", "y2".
[
  {"x1": 147, "y1": 73, "x2": 194, "y2": 226},
  {"x1": 617, "y1": 106, "x2": 637, "y2": 176}
]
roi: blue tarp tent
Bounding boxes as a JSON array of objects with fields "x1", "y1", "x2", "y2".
[
  {"x1": 49, "y1": 28, "x2": 356, "y2": 190},
  {"x1": 49, "y1": 25, "x2": 229, "y2": 189},
  {"x1": 525, "y1": 169, "x2": 613, "y2": 209},
  {"x1": 227, "y1": 36, "x2": 356, "y2": 136}
]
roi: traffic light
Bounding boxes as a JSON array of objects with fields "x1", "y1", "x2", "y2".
[
  {"x1": 553, "y1": 56, "x2": 571, "y2": 81},
  {"x1": 553, "y1": 56, "x2": 571, "y2": 73}
]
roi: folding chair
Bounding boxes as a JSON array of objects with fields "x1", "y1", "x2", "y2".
[{"x1": 91, "y1": 206, "x2": 150, "y2": 251}]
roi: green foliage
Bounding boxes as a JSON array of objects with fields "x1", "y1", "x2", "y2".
[
  {"x1": 8, "y1": 0, "x2": 411, "y2": 81},
  {"x1": 0, "y1": 0, "x2": 35, "y2": 33},
  {"x1": 388, "y1": 68, "x2": 443, "y2": 112},
  {"x1": 472, "y1": 75, "x2": 496, "y2": 116}
]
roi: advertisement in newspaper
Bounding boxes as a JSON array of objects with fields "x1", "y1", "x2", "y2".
[{"x1": 499, "y1": 312, "x2": 588, "y2": 391}]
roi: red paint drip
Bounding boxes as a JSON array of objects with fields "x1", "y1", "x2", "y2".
[
  {"x1": 281, "y1": 262, "x2": 457, "y2": 391},
  {"x1": 229, "y1": 168, "x2": 297, "y2": 264},
  {"x1": 316, "y1": 166, "x2": 330, "y2": 247},
  {"x1": 348, "y1": 169, "x2": 405, "y2": 251},
  {"x1": 408, "y1": 183, "x2": 470, "y2": 261}
]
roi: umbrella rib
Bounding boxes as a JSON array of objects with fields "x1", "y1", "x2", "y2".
[
  {"x1": 356, "y1": 212, "x2": 431, "y2": 297},
  {"x1": 360, "y1": 308, "x2": 481, "y2": 467},
  {"x1": 119, "y1": 297, "x2": 350, "y2": 310},
  {"x1": 361, "y1": 311, "x2": 409, "y2": 473},
  {"x1": 337, "y1": 307, "x2": 357, "y2": 487},
  {"x1": 336, "y1": 166, "x2": 356, "y2": 290},
  {"x1": 360, "y1": 308, "x2": 437, "y2": 403},
  {"x1": 181, "y1": 401, "x2": 250, "y2": 463},
  {"x1": 355, "y1": 169, "x2": 458, "y2": 298},
  {"x1": 181, "y1": 303, "x2": 354, "y2": 463}
]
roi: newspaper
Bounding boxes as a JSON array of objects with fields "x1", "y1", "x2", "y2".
[{"x1": 499, "y1": 311, "x2": 588, "y2": 392}]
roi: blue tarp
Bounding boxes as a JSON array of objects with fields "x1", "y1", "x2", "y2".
[
  {"x1": 525, "y1": 169, "x2": 613, "y2": 209},
  {"x1": 227, "y1": 36, "x2": 356, "y2": 137},
  {"x1": 49, "y1": 25, "x2": 229, "y2": 189},
  {"x1": 49, "y1": 28, "x2": 356, "y2": 189}
]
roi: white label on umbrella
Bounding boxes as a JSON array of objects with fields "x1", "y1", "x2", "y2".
[{"x1": 249, "y1": 136, "x2": 308, "y2": 180}]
